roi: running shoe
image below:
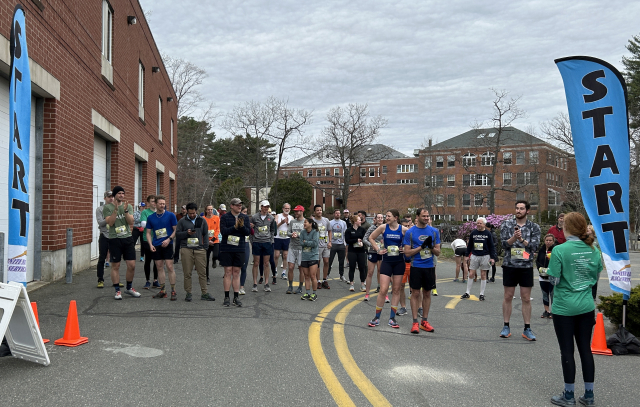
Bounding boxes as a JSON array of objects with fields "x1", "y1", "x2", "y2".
[
  {"x1": 364, "y1": 294, "x2": 369, "y2": 302},
  {"x1": 223, "y1": 297, "x2": 230, "y2": 307},
  {"x1": 143, "y1": 281, "x2": 151, "y2": 290},
  {"x1": 185, "y1": 293, "x2": 193, "y2": 302},
  {"x1": 418, "y1": 307, "x2": 423, "y2": 318},
  {"x1": 152, "y1": 280, "x2": 161, "y2": 289},
  {"x1": 301, "y1": 293, "x2": 311, "y2": 300},
  {"x1": 349, "y1": 284, "x2": 354, "y2": 291},
  {"x1": 397, "y1": 307, "x2": 408, "y2": 316},
  {"x1": 388, "y1": 318, "x2": 400, "y2": 329},
  {"x1": 264, "y1": 284, "x2": 271, "y2": 292},
  {"x1": 411, "y1": 322, "x2": 420, "y2": 334},
  {"x1": 489, "y1": 277, "x2": 495, "y2": 282},
  {"x1": 239, "y1": 288, "x2": 246, "y2": 295},
  {"x1": 286, "y1": 286, "x2": 293, "y2": 294},
  {"x1": 368, "y1": 318, "x2": 380, "y2": 327},
  {"x1": 281, "y1": 272, "x2": 288, "y2": 280},
  {"x1": 273, "y1": 277, "x2": 277, "y2": 285},
  {"x1": 295, "y1": 286, "x2": 303, "y2": 294},
  {"x1": 551, "y1": 391, "x2": 576, "y2": 406},
  {"x1": 360, "y1": 284, "x2": 366, "y2": 292},
  {"x1": 522, "y1": 328, "x2": 537, "y2": 341},
  {"x1": 140, "y1": 256, "x2": 144, "y2": 262},
  {"x1": 309, "y1": 294, "x2": 318, "y2": 301},
  {"x1": 114, "y1": 290, "x2": 122, "y2": 300},
  {"x1": 541, "y1": 311, "x2": 550, "y2": 318},
  {"x1": 479, "y1": 294, "x2": 485, "y2": 301},
  {"x1": 453, "y1": 278, "x2": 459, "y2": 282},
  {"x1": 252, "y1": 284, "x2": 258, "y2": 292},
  {"x1": 153, "y1": 290, "x2": 167, "y2": 299},
  {"x1": 207, "y1": 278, "x2": 211, "y2": 285},
  {"x1": 499, "y1": 326, "x2": 511, "y2": 338},
  {"x1": 385, "y1": 296, "x2": 390, "y2": 303},
  {"x1": 322, "y1": 281, "x2": 330, "y2": 289},
  {"x1": 460, "y1": 293, "x2": 470, "y2": 299},
  {"x1": 375, "y1": 286, "x2": 380, "y2": 293},
  {"x1": 317, "y1": 282, "x2": 322, "y2": 290},
  {"x1": 432, "y1": 288, "x2": 438, "y2": 296},
  {"x1": 201, "y1": 293, "x2": 215, "y2": 301},
  {"x1": 420, "y1": 320, "x2": 434, "y2": 332},
  {"x1": 461, "y1": 279, "x2": 466, "y2": 283},
  {"x1": 341, "y1": 275, "x2": 349, "y2": 283},
  {"x1": 578, "y1": 391, "x2": 595, "y2": 406},
  {"x1": 170, "y1": 291, "x2": 177, "y2": 301},
  {"x1": 124, "y1": 288, "x2": 141, "y2": 298},
  {"x1": 548, "y1": 312, "x2": 553, "y2": 319},
  {"x1": 259, "y1": 277, "x2": 264, "y2": 284},
  {"x1": 97, "y1": 281, "x2": 104, "y2": 289},
  {"x1": 105, "y1": 262, "x2": 110, "y2": 268},
  {"x1": 233, "y1": 297, "x2": 242, "y2": 307}
]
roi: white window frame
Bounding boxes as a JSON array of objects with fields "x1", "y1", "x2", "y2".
[
  {"x1": 474, "y1": 194, "x2": 484, "y2": 207},
  {"x1": 334, "y1": 168, "x2": 340, "y2": 176},
  {"x1": 158, "y1": 97, "x2": 162, "y2": 142},
  {"x1": 436, "y1": 156, "x2": 444, "y2": 168},
  {"x1": 138, "y1": 62, "x2": 145, "y2": 120},
  {"x1": 481, "y1": 152, "x2": 495, "y2": 166},
  {"x1": 397, "y1": 164, "x2": 417, "y2": 173},
  {"x1": 326, "y1": 168, "x2": 331, "y2": 177},
  {"x1": 369, "y1": 167, "x2": 375, "y2": 177},
  {"x1": 447, "y1": 155, "x2": 456, "y2": 167},
  {"x1": 447, "y1": 174, "x2": 455, "y2": 187},
  {"x1": 463, "y1": 153, "x2": 476, "y2": 167},
  {"x1": 529, "y1": 151, "x2": 539, "y2": 164},
  {"x1": 171, "y1": 119, "x2": 174, "y2": 156},
  {"x1": 307, "y1": 169, "x2": 313, "y2": 177},
  {"x1": 503, "y1": 151, "x2": 512, "y2": 165},
  {"x1": 102, "y1": 1, "x2": 113, "y2": 63},
  {"x1": 382, "y1": 165, "x2": 387, "y2": 174},
  {"x1": 503, "y1": 172, "x2": 512, "y2": 186},
  {"x1": 436, "y1": 194, "x2": 444, "y2": 207},
  {"x1": 462, "y1": 194, "x2": 471, "y2": 207},
  {"x1": 516, "y1": 151, "x2": 525, "y2": 165},
  {"x1": 447, "y1": 194, "x2": 455, "y2": 207},
  {"x1": 317, "y1": 169, "x2": 323, "y2": 177}
]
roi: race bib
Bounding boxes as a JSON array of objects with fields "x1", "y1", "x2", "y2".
[
  {"x1": 334, "y1": 232, "x2": 342, "y2": 239},
  {"x1": 187, "y1": 237, "x2": 199, "y2": 248},
  {"x1": 353, "y1": 242, "x2": 363, "y2": 248},
  {"x1": 115, "y1": 225, "x2": 128, "y2": 237},
  {"x1": 258, "y1": 225, "x2": 269, "y2": 235},
  {"x1": 538, "y1": 267, "x2": 548, "y2": 277},
  {"x1": 208, "y1": 230, "x2": 215, "y2": 238},
  {"x1": 228, "y1": 235, "x2": 240, "y2": 246},
  {"x1": 303, "y1": 247, "x2": 312, "y2": 252},
  {"x1": 279, "y1": 230, "x2": 288, "y2": 237},
  {"x1": 155, "y1": 228, "x2": 167, "y2": 239},
  {"x1": 474, "y1": 242, "x2": 484, "y2": 251},
  {"x1": 387, "y1": 245, "x2": 399, "y2": 256},
  {"x1": 511, "y1": 247, "x2": 525, "y2": 259},
  {"x1": 420, "y1": 248, "x2": 432, "y2": 259},
  {"x1": 318, "y1": 226, "x2": 327, "y2": 237}
]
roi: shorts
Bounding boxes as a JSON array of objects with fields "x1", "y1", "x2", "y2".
[
  {"x1": 287, "y1": 249, "x2": 302, "y2": 266},
  {"x1": 454, "y1": 247, "x2": 467, "y2": 257},
  {"x1": 469, "y1": 254, "x2": 491, "y2": 270},
  {"x1": 503, "y1": 266, "x2": 534, "y2": 288},
  {"x1": 380, "y1": 261, "x2": 405, "y2": 277},
  {"x1": 409, "y1": 267, "x2": 436, "y2": 291},
  {"x1": 219, "y1": 251, "x2": 245, "y2": 268},
  {"x1": 252, "y1": 242, "x2": 273, "y2": 257},
  {"x1": 367, "y1": 252, "x2": 381, "y2": 263},
  {"x1": 319, "y1": 247, "x2": 330, "y2": 258},
  {"x1": 300, "y1": 260, "x2": 319, "y2": 268},
  {"x1": 109, "y1": 237, "x2": 136, "y2": 263},
  {"x1": 402, "y1": 263, "x2": 411, "y2": 284},
  {"x1": 274, "y1": 238, "x2": 290, "y2": 251},
  {"x1": 152, "y1": 244, "x2": 174, "y2": 260}
]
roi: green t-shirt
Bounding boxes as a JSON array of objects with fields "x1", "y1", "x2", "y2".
[
  {"x1": 140, "y1": 208, "x2": 155, "y2": 241},
  {"x1": 102, "y1": 203, "x2": 134, "y2": 239},
  {"x1": 546, "y1": 239, "x2": 602, "y2": 316}
]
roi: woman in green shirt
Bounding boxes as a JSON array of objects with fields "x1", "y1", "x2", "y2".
[{"x1": 546, "y1": 212, "x2": 601, "y2": 407}]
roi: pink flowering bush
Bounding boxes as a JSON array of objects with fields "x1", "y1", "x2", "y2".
[{"x1": 457, "y1": 214, "x2": 513, "y2": 241}]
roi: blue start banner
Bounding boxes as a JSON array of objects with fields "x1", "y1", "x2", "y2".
[
  {"x1": 556, "y1": 56, "x2": 631, "y2": 298},
  {"x1": 8, "y1": 5, "x2": 31, "y2": 286}
]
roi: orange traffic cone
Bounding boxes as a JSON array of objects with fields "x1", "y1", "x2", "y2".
[
  {"x1": 591, "y1": 312, "x2": 612, "y2": 356},
  {"x1": 30, "y1": 302, "x2": 50, "y2": 344},
  {"x1": 54, "y1": 300, "x2": 88, "y2": 347}
]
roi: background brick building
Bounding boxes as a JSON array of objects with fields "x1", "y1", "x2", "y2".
[{"x1": 0, "y1": 0, "x2": 177, "y2": 282}]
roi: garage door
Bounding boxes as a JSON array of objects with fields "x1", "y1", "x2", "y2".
[
  {"x1": 92, "y1": 136, "x2": 108, "y2": 259},
  {"x1": 0, "y1": 76, "x2": 37, "y2": 282}
]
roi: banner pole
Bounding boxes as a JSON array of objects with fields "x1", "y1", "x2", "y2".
[{"x1": 622, "y1": 299, "x2": 627, "y2": 327}]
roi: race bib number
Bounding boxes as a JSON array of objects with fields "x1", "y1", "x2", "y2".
[
  {"x1": 303, "y1": 247, "x2": 312, "y2": 253},
  {"x1": 538, "y1": 267, "x2": 548, "y2": 277},
  {"x1": 334, "y1": 232, "x2": 342, "y2": 239},
  {"x1": 116, "y1": 225, "x2": 128, "y2": 237},
  {"x1": 511, "y1": 247, "x2": 525, "y2": 259},
  {"x1": 474, "y1": 242, "x2": 484, "y2": 251},
  {"x1": 420, "y1": 248, "x2": 432, "y2": 259},
  {"x1": 187, "y1": 238, "x2": 199, "y2": 247},
  {"x1": 279, "y1": 230, "x2": 288, "y2": 237},
  {"x1": 387, "y1": 245, "x2": 399, "y2": 256},
  {"x1": 208, "y1": 230, "x2": 215, "y2": 238},
  {"x1": 228, "y1": 236, "x2": 240, "y2": 246},
  {"x1": 353, "y1": 242, "x2": 363, "y2": 248},
  {"x1": 155, "y1": 228, "x2": 167, "y2": 239},
  {"x1": 318, "y1": 226, "x2": 327, "y2": 237},
  {"x1": 258, "y1": 225, "x2": 269, "y2": 235}
]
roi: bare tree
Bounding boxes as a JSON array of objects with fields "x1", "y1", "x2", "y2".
[
  {"x1": 319, "y1": 103, "x2": 388, "y2": 209},
  {"x1": 540, "y1": 113, "x2": 574, "y2": 154},
  {"x1": 162, "y1": 54, "x2": 208, "y2": 118}
]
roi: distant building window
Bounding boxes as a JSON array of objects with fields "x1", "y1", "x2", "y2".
[
  {"x1": 447, "y1": 175, "x2": 455, "y2": 187},
  {"x1": 447, "y1": 155, "x2": 456, "y2": 167},
  {"x1": 462, "y1": 194, "x2": 471, "y2": 206},
  {"x1": 308, "y1": 170, "x2": 313, "y2": 177},
  {"x1": 530, "y1": 192, "x2": 538, "y2": 206},
  {"x1": 436, "y1": 156, "x2": 444, "y2": 168},
  {"x1": 397, "y1": 164, "x2": 417, "y2": 173},
  {"x1": 382, "y1": 165, "x2": 387, "y2": 174},
  {"x1": 463, "y1": 153, "x2": 476, "y2": 167},
  {"x1": 369, "y1": 167, "x2": 375, "y2": 177},
  {"x1": 334, "y1": 168, "x2": 340, "y2": 176},
  {"x1": 516, "y1": 172, "x2": 535, "y2": 185},
  {"x1": 517, "y1": 192, "x2": 525, "y2": 201},
  {"x1": 436, "y1": 175, "x2": 444, "y2": 187},
  {"x1": 170, "y1": 118, "x2": 174, "y2": 156},
  {"x1": 436, "y1": 194, "x2": 444, "y2": 207},
  {"x1": 283, "y1": 171, "x2": 288, "y2": 177},
  {"x1": 397, "y1": 179, "x2": 417, "y2": 184},
  {"x1": 475, "y1": 194, "x2": 484, "y2": 206},
  {"x1": 503, "y1": 172, "x2": 512, "y2": 186},
  {"x1": 530, "y1": 151, "x2": 539, "y2": 164},
  {"x1": 475, "y1": 174, "x2": 491, "y2": 186},
  {"x1": 382, "y1": 179, "x2": 387, "y2": 184},
  {"x1": 138, "y1": 62, "x2": 145, "y2": 120},
  {"x1": 516, "y1": 151, "x2": 525, "y2": 165},
  {"x1": 325, "y1": 168, "x2": 330, "y2": 176},
  {"x1": 447, "y1": 194, "x2": 455, "y2": 207},
  {"x1": 158, "y1": 97, "x2": 162, "y2": 141},
  {"x1": 298, "y1": 171, "x2": 303, "y2": 176},
  {"x1": 424, "y1": 157, "x2": 431, "y2": 168},
  {"x1": 503, "y1": 152, "x2": 512, "y2": 165},
  {"x1": 360, "y1": 168, "x2": 366, "y2": 177},
  {"x1": 463, "y1": 174, "x2": 474, "y2": 186},
  {"x1": 317, "y1": 169, "x2": 322, "y2": 177},
  {"x1": 549, "y1": 189, "x2": 560, "y2": 206},
  {"x1": 102, "y1": 1, "x2": 113, "y2": 63},
  {"x1": 481, "y1": 152, "x2": 495, "y2": 166}
]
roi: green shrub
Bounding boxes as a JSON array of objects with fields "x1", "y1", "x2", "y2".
[{"x1": 596, "y1": 284, "x2": 640, "y2": 337}]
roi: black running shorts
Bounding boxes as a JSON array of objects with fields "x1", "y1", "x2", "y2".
[
  {"x1": 109, "y1": 237, "x2": 136, "y2": 263},
  {"x1": 152, "y1": 243, "x2": 174, "y2": 260},
  {"x1": 409, "y1": 266, "x2": 436, "y2": 291},
  {"x1": 219, "y1": 251, "x2": 244, "y2": 268},
  {"x1": 502, "y1": 266, "x2": 534, "y2": 288},
  {"x1": 380, "y1": 261, "x2": 405, "y2": 277}
]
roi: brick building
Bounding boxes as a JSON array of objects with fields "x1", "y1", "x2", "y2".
[
  {"x1": 0, "y1": 0, "x2": 177, "y2": 282},
  {"x1": 281, "y1": 127, "x2": 576, "y2": 219}
]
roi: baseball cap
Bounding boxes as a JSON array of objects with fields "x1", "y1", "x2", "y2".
[
  {"x1": 103, "y1": 191, "x2": 112, "y2": 199},
  {"x1": 343, "y1": 209, "x2": 350, "y2": 213},
  {"x1": 140, "y1": 202, "x2": 146, "y2": 207},
  {"x1": 271, "y1": 211, "x2": 276, "y2": 215},
  {"x1": 260, "y1": 200, "x2": 271, "y2": 207},
  {"x1": 181, "y1": 205, "x2": 187, "y2": 209},
  {"x1": 230, "y1": 198, "x2": 243, "y2": 206},
  {"x1": 294, "y1": 205, "x2": 305, "y2": 211},
  {"x1": 219, "y1": 204, "x2": 228, "y2": 210}
]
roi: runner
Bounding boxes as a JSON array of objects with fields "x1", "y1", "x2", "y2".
[
  {"x1": 218, "y1": 204, "x2": 227, "y2": 217},
  {"x1": 342, "y1": 209, "x2": 351, "y2": 269},
  {"x1": 174, "y1": 205, "x2": 187, "y2": 263},
  {"x1": 176, "y1": 202, "x2": 215, "y2": 301},
  {"x1": 203, "y1": 204, "x2": 220, "y2": 285},
  {"x1": 367, "y1": 209, "x2": 408, "y2": 329},
  {"x1": 275, "y1": 203, "x2": 293, "y2": 280},
  {"x1": 239, "y1": 205, "x2": 251, "y2": 295},
  {"x1": 427, "y1": 215, "x2": 438, "y2": 297},
  {"x1": 312, "y1": 205, "x2": 332, "y2": 289},
  {"x1": 286, "y1": 205, "x2": 306, "y2": 294},
  {"x1": 299, "y1": 217, "x2": 320, "y2": 301},
  {"x1": 485, "y1": 222, "x2": 499, "y2": 282},
  {"x1": 132, "y1": 203, "x2": 144, "y2": 251},
  {"x1": 345, "y1": 214, "x2": 367, "y2": 292},
  {"x1": 547, "y1": 212, "x2": 566, "y2": 245},
  {"x1": 329, "y1": 209, "x2": 347, "y2": 282},
  {"x1": 363, "y1": 213, "x2": 384, "y2": 301},
  {"x1": 451, "y1": 237, "x2": 468, "y2": 282},
  {"x1": 95, "y1": 190, "x2": 114, "y2": 288},
  {"x1": 537, "y1": 234, "x2": 557, "y2": 318},
  {"x1": 461, "y1": 217, "x2": 496, "y2": 301},
  {"x1": 103, "y1": 186, "x2": 141, "y2": 300},
  {"x1": 140, "y1": 195, "x2": 159, "y2": 289},
  {"x1": 358, "y1": 210, "x2": 371, "y2": 231},
  {"x1": 219, "y1": 198, "x2": 251, "y2": 307},
  {"x1": 146, "y1": 195, "x2": 178, "y2": 300},
  {"x1": 499, "y1": 200, "x2": 541, "y2": 340},
  {"x1": 398, "y1": 217, "x2": 414, "y2": 316},
  {"x1": 250, "y1": 200, "x2": 276, "y2": 292},
  {"x1": 403, "y1": 208, "x2": 440, "y2": 333}
]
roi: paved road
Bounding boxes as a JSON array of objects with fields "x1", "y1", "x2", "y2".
[{"x1": 1, "y1": 252, "x2": 639, "y2": 406}]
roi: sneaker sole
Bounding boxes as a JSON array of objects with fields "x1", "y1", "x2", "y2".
[
  {"x1": 368, "y1": 323, "x2": 379, "y2": 327},
  {"x1": 420, "y1": 326, "x2": 434, "y2": 332},
  {"x1": 411, "y1": 329, "x2": 419, "y2": 334},
  {"x1": 522, "y1": 334, "x2": 536, "y2": 341},
  {"x1": 500, "y1": 333, "x2": 511, "y2": 338}
]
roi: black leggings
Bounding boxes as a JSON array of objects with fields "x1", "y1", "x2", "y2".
[
  {"x1": 329, "y1": 246, "x2": 346, "y2": 276},
  {"x1": 143, "y1": 241, "x2": 158, "y2": 281},
  {"x1": 206, "y1": 243, "x2": 220, "y2": 278},
  {"x1": 552, "y1": 311, "x2": 596, "y2": 384},
  {"x1": 348, "y1": 252, "x2": 367, "y2": 283}
]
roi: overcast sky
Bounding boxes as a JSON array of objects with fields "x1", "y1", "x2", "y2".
[{"x1": 139, "y1": 0, "x2": 640, "y2": 158}]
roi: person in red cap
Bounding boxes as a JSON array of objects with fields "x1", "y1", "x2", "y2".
[{"x1": 286, "y1": 205, "x2": 306, "y2": 294}]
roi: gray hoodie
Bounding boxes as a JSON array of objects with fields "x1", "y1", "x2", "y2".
[
  {"x1": 176, "y1": 215, "x2": 209, "y2": 250},
  {"x1": 250, "y1": 212, "x2": 276, "y2": 244}
]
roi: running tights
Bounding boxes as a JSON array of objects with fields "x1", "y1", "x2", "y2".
[
  {"x1": 143, "y1": 241, "x2": 158, "y2": 281},
  {"x1": 552, "y1": 311, "x2": 595, "y2": 384},
  {"x1": 348, "y1": 252, "x2": 367, "y2": 283},
  {"x1": 329, "y1": 247, "x2": 346, "y2": 276},
  {"x1": 240, "y1": 243, "x2": 250, "y2": 286}
]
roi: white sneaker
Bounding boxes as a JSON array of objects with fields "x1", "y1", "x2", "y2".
[
  {"x1": 124, "y1": 288, "x2": 141, "y2": 298},
  {"x1": 264, "y1": 284, "x2": 271, "y2": 292},
  {"x1": 114, "y1": 290, "x2": 122, "y2": 300},
  {"x1": 349, "y1": 284, "x2": 354, "y2": 291},
  {"x1": 252, "y1": 284, "x2": 258, "y2": 292},
  {"x1": 281, "y1": 272, "x2": 288, "y2": 280},
  {"x1": 360, "y1": 284, "x2": 366, "y2": 292},
  {"x1": 239, "y1": 288, "x2": 246, "y2": 295}
]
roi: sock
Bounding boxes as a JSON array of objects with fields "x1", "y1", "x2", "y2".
[
  {"x1": 413, "y1": 318, "x2": 418, "y2": 323},
  {"x1": 114, "y1": 284, "x2": 120, "y2": 292},
  {"x1": 170, "y1": 284, "x2": 176, "y2": 292},
  {"x1": 564, "y1": 383, "x2": 575, "y2": 393},
  {"x1": 480, "y1": 279, "x2": 487, "y2": 295},
  {"x1": 584, "y1": 383, "x2": 594, "y2": 392},
  {"x1": 126, "y1": 281, "x2": 132, "y2": 290},
  {"x1": 466, "y1": 277, "x2": 473, "y2": 294},
  {"x1": 233, "y1": 291, "x2": 239, "y2": 298},
  {"x1": 504, "y1": 322, "x2": 509, "y2": 327},
  {"x1": 422, "y1": 317, "x2": 428, "y2": 322},
  {"x1": 390, "y1": 305, "x2": 398, "y2": 319},
  {"x1": 313, "y1": 290, "x2": 317, "y2": 295},
  {"x1": 307, "y1": 289, "x2": 311, "y2": 295},
  {"x1": 160, "y1": 284, "x2": 166, "y2": 292},
  {"x1": 225, "y1": 291, "x2": 230, "y2": 298},
  {"x1": 375, "y1": 306, "x2": 383, "y2": 319},
  {"x1": 525, "y1": 323, "x2": 531, "y2": 330}
]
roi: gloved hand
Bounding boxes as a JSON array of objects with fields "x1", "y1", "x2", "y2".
[{"x1": 421, "y1": 235, "x2": 433, "y2": 249}]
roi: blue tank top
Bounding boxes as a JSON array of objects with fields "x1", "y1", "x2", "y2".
[{"x1": 382, "y1": 224, "x2": 404, "y2": 262}]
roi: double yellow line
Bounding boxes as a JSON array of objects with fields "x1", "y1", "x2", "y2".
[{"x1": 308, "y1": 293, "x2": 392, "y2": 407}]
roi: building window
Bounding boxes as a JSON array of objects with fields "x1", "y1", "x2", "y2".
[
  {"x1": 382, "y1": 179, "x2": 387, "y2": 184},
  {"x1": 436, "y1": 156, "x2": 444, "y2": 168},
  {"x1": 503, "y1": 172, "x2": 512, "y2": 186},
  {"x1": 158, "y1": 97, "x2": 162, "y2": 141},
  {"x1": 486, "y1": 193, "x2": 493, "y2": 209},
  {"x1": 549, "y1": 189, "x2": 560, "y2": 206},
  {"x1": 447, "y1": 194, "x2": 455, "y2": 207},
  {"x1": 298, "y1": 171, "x2": 303, "y2": 176},
  {"x1": 397, "y1": 164, "x2": 417, "y2": 173},
  {"x1": 102, "y1": 1, "x2": 113, "y2": 63},
  {"x1": 516, "y1": 172, "x2": 526, "y2": 185},
  {"x1": 530, "y1": 151, "x2": 539, "y2": 164},
  {"x1": 360, "y1": 168, "x2": 366, "y2": 177},
  {"x1": 334, "y1": 168, "x2": 340, "y2": 176},
  {"x1": 397, "y1": 179, "x2": 417, "y2": 184},
  {"x1": 138, "y1": 62, "x2": 145, "y2": 120},
  {"x1": 436, "y1": 194, "x2": 444, "y2": 207},
  {"x1": 326, "y1": 168, "x2": 331, "y2": 177},
  {"x1": 530, "y1": 192, "x2": 538, "y2": 206},
  {"x1": 447, "y1": 155, "x2": 456, "y2": 167},
  {"x1": 516, "y1": 151, "x2": 525, "y2": 165},
  {"x1": 463, "y1": 174, "x2": 474, "y2": 186},
  {"x1": 283, "y1": 171, "x2": 288, "y2": 177},
  {"x1": 307, "y1": 169, "x2": 313, "y2": 177},
  {"x1": 475, "y1": 174, "x2": 491, "y2": 186},
  {"x1": 462, "y1": 194, "x2": 471, "y2": 207},
  {"x1": 382, "y1": 165, "x2": 387, "y2": 174},
  {"x1": 475, "y1": 194, "x2": 484, "y2": 206},
  {"x1": 426, "y1": 176, "x2": 435, "y2": 187},
  {"x1": 447, "y1": 175, "x2": 455, "y2": 187},
  {"x1": 318, "y1": 169, "x2": 323, "y2": 177},
  {"x1": 503, "y1": 151, "x2": 512, "y2": 165},
  {"x1": 170, "y1": 119, "x2": 174, "y2": 156},
  {"x1": 436, "y1": 175, "x2": 444, "y2": 187},
  {"x1": 463, "y1": 153, "x2": 476, "y2": 167},
  {"x1": 481, "y1": 152, "x2": 495, "y2": 166},
  {"x1": 517, "y1": 192, "x2": 525, "y2": 201},
  {"x1": 462, "y1": 214, "x2": 475, "y2": 221},
  {"x1": 369, "y1": 168, "x2": 375, "y2": 177},
  {"x1": 424, "y1": 157, "x2": 431, "y2": 168}
]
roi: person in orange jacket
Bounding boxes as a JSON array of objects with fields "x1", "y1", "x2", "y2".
[{"x1": 203, "y1": 204, "x2": 221, "y2": 284}]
